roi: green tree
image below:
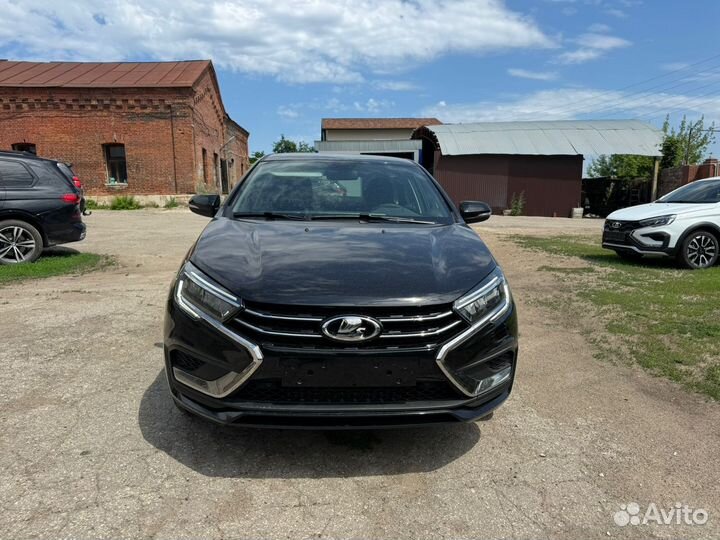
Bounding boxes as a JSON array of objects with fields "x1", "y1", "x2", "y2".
[
  {"x1": 249, "y1": 150, "x2": 265, "y2": 164},
  {"x1": 660, "y1": 115, "x2": 716, "y2": 169},
  {"x1": 272, "y1": 135, "x2": 315, "y2": 153},
  {"x1": 297, "y1": 141, "x2": 315, "y2": 153},
  {"x1": 587, "y1": 154, "x2": 654, "y2": 178}
]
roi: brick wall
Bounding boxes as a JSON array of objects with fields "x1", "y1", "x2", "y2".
[
  {"x1": 658, "y1": 159, "x2": 720, "y2": 197},
  {"x1": 0, "y1": 75, "x2": 249, "y2": 196}
]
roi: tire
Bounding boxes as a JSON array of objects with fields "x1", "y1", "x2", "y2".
[
  {"x1": 678, "y1": 230, "x2": 719, "y2": 269},
  {"x1": 614, "y1": 249, "x2": 642, "y2": 261},
  {"x1": 0, "y1": 220, "x2": 43, "y2": 265}
]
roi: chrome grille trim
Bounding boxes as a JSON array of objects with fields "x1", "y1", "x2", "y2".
[
  {"x1": 243, "y1": 308, "x2": 322, "y2": 322},
  {"x1": 234, "y1": 317, "x2": 323, "y2": 338},
  {"x1": 378, "y1": 311, "x2": 454, "y2": 323},
  {"x1": 379, "y1": 320, "x2": 462, "y2": 339},
  {"x1": 229, "y1": 302, "x2": 469, "y2": 348}
]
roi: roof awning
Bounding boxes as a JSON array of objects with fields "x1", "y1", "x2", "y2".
[
  {"x1": 315, "y1": 139, "x2": 422, "y2": 152},
  {"x1": 413, "y1": 120, "x2": 663, "y2": 157}
]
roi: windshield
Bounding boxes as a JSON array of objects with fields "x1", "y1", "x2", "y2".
[
  {"x1": 658, "y1": 179, "x2": 720, "y2": 204},
  {"x1": 230, "y1": 159, "x2": 453, "y2": 223}
]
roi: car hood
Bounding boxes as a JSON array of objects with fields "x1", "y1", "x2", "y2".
[
  {"x1": 607, "y1": 202, "x2": 718, "y2": 221},
  {"x1": 189, "y1": 218, "x2": 496, "y2": 306}
]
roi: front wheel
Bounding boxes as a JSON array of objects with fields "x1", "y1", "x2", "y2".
[
  {"x1": 0, "y1": 220, "x2": 43, "y2": 265},
  {"x1": 678, "y1": 230, "x2": 719, "y2": 269}
]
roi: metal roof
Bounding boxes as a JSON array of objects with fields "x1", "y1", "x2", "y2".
[
  {"x1": 315, "y1": 139, "x2": 422, "y2": 152},
  {"x1": 322, "y1": 117, "x2": 441, "y2": 130},
  {"x1": 414, "y1": 120, "x2": 663, "y2": 157},
  {"x1": 0, "y1": 60, "x2": 211, "y2": 88},
  {"x1": 264, "y1": 152, "x2": 415, "y2": 163}
]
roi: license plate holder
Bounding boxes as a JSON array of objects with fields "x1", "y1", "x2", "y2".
[
  {"x1": 281, "y1": 358, "x2": 419, "y2": 387},
  {"x1": 605, "y1": 231, "x2": 627, "y2": 243}
]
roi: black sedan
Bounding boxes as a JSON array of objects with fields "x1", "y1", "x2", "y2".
[{"x1": 164, "y1": 153, "x2": 518, "y2": 428}]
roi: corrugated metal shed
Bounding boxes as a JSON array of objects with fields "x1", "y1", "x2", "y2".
[
  {"x1": 315, "y1": 139, "x2": 422, "y2": 152},
  {"x1": 415, "y1": 120, "x2": 663, "y2": 157}
]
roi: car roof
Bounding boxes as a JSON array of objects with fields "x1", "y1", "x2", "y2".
[
  {"x1": 262, "y1": 152, "x2": 417, "y2": 165},
  {"x1": 0, "y1": 150, "x2": 64, "y2": 166}
]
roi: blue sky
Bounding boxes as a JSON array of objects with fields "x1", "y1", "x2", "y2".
[{"x1": 2, "y1": 0, "x2": 720, "y2": 155}]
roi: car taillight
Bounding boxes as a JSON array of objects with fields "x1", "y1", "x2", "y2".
[
  {"x1": 61, "y1": 193, "x2": 80, "y2": 204},
  {"x1": 72, "y1": 176, "x2": 82, "y2": 189}
]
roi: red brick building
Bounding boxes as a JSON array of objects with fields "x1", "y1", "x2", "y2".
[{"x1": 0, "y1": 60, "x2": 249, "y2": 197}]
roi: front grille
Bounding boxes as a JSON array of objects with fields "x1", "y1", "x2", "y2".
[
  {"x1": 232, "y1": 380, "x2": 462, "y2": 404},
  {"x1": 604, "y1": 220, "x2": 638, "y2": 233},
  {"x1": 174, "y1": 350, "x2": 204, "y2": 371},
  {"x1": 227, "y1": 301, "x2": 469, "y2": 350}
]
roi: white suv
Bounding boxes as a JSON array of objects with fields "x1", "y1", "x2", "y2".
[{"x1": 602, "y1": 176, "x2": 720, "y2": 269}]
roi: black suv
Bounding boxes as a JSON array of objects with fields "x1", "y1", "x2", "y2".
[
  {"x1": 0, "y1": 151, "x2": 86, "y2": 264},
  {"x1": 164, "y1": 154, "x2": 518, "y2": 428}
]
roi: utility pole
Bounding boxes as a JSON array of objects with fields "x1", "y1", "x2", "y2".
[
  {"x1": 683, "y1": 124, "x2": 694, "y2": 166},
  {"x1": 651, "y1": 156, "x2": 660, "y2": 201}
]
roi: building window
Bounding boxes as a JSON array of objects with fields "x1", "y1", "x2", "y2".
[
  {"x1": 202, "y1": 148, "x2": 208, "y2": 184},
  {"x1": 104, "y1": 144, "x2": 128, "y2": 184},
  {"x1": 11, "y1": 143, "x2": 36, "y2": 154},
  {"x1": 213, "y1": 152, "x2": 219, "y2": 187}
]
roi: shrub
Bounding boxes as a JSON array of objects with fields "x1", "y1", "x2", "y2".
[
  {"x1": 109, "y1": 195, "x2": 142, "y2": 210},
  {"x1": 510, "y1": 191, "x2": 526, "y2": 216},
  {"x1": 85, "y1": 199, "x2": 109, "y2": 210},
  {"x1": 163, "y1": 196, "x2": 179, "y2": 209}
]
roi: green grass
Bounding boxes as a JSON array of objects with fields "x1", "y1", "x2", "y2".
[
  {"x1": 516, "y1": 235, "x2": 720, "y2": 400},
  {"x1": 163, "y1": 197, "x2": 179, "y2": 209},
  {"x1": 86, "y1": 196, "x2": 145, "y2": 210},
  {"x1": 0, "y1": 250, "x2": 113, "y2": 285},
  {"x1": 109, "y1": 195, "x2": 142, "y2": 210},
  {"x1": 85, "y1": 199, "x2": 109, "y2": 210}
]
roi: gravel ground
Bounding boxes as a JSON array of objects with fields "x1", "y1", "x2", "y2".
[{"x1": 1, "y1": 210, "x2": 718, "y2": 540}]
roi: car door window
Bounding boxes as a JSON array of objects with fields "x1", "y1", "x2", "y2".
[{"x1": 0, "y1": 160, "x2": 35, "y2": 188}]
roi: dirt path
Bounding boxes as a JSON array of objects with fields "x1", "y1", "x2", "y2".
[{"x1": 0, "y1": 210, "x2": 717, "y2": 539}]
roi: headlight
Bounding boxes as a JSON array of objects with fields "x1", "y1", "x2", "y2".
[
  {"x1": 454, "y1": 266, "x2": 511, "y2": 325},
  {"x1": 175, "y1": 261, "x2": 241, "y2": 321},
  {"x1": 639, "y1": 214, "x2": 675, "y2": 228}
]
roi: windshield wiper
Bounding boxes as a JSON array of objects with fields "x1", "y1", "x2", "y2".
[
  {"x1": 309, "y1": 213, "x2": 436, "y2": 224},
  {"x1": 233, "y1": 212, "x2": 307, "y2": 221}
]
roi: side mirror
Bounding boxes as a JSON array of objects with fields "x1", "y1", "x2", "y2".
[
  {"x1": 459, "y1": 201, "x2": 492, "y2": 223},
  {"x1": 189, "y1": 194, "x2": 221, "y2": 217}
]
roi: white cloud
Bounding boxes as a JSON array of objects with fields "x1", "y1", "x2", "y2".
[
  {"x1": 353, "y1": 98, "x2": 394, "y2": 113},
  {"x1": 276, "y1": 105, "x2": 299, "y2": 119},
  {"x1": 507, "y1": 68, "x2": 558, "y2": 81},
  {"x1": 374, "y1": 80, "x2": 419, "y2": 91},
  {"x1": 0, "y1": 0, "x2": 554, "y2": 84},
  {"x1": 421, "y1": 88, "x2": 720, "y2": 124},
  {"x1": 662, "y1": 62, "x2": 690, "y2": 71},
  {"x1": 576, "y1": 33, "x2": 630, "y2": 50},
  {"x1": 556, "y1": 32, "x2": 631, "y2": 64},
  {"x1": 587, "y1": 23, "x2": 611, "y2": 33},
  {"x1": 605, "y1": 8, "x2": 627, "y2": 17}
]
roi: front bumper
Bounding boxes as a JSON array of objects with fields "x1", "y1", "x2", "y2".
[
  {"x1": 164, "y1": 292, "x2": 518, "y2": 429},
  {"x1": 602, "y1": 222, "x2": 675, "y2": 256}
]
